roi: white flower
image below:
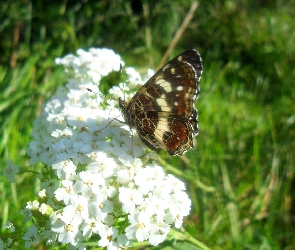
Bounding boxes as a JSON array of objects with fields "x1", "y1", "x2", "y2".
[
  {"x1": 3, "y1": 221, "x2": 15, "y2": 233},
  {"x1": 119, "y1": 187, "x2": 144, "y2": 213},
  {"x1": 109, "y1": 85, "x2": 125, "y2": 99},
  {"x1": 73, "y1": 171, "x2": 105, "y2": 197},
  {"x1": 51, "y1": 217, "x2": 81, "y2": 246},
  {"x1": 143, "y1": 194, "x2": 168, "y2": 218},
  {"x1": 64, "y1": 195, "x2": 90, "y2": 225},
  {"x1": 39, "y1": 203, "x2": 49, "y2": 215},
  {"x1": 81, "y1": 217, "x2": 109, "y2": 238},
  {"x1": 148, "y1": 216, "x2": 170, "y2": 246},
  {"x1": 125, "y1": 67, "x2": 144, "y2": 89},
  {"x1": 170, "y1": 191, "x2": 191, "y2": 216},
  {"x1": 117, "y1": 234, "x2": 132, "y2": 249},
  {"x1": 51, "y1": 127, "x2": 73, "y2": 138},
  {"x1": 67, "y1": 107, "x2": 93, "y2": 129},
  {"x1": 3, "y1": 159, "x2": 19, "y2": 183},
  {"x1": 125, "y1": 212, "x2": 151, "y2": 242},
  {"x1": 55, "y1": 180, "x2": 77, "y2": 205},
  {"x1": 20, "y1": 208, "x2": 32, "y2": 222},
  {"x1": 134, "y1": 165, "x2": 164, "y2": 195},
  {"x1": 0, "y1": 237, "x2": 13, "y2": 249},
  {"x1": 87, "y1": 152, "x2": 117, "y2": 178},
  {"x1": 23, "y1": 225, "x2": 41, "y2": 248},
  {"x1": 153, "y1": 178, "x2": 173, "y2": 199},
  {"x1": 167, "y1": 174, "x2": 186, "y2": 192},
  {"x1": 26, "y1": 200, "x2": 40, "y2": 210},
  {"x1": 164, "y1": 208, "x2": 183, "y2": 229},
  {"x1": 55, "y1": 53, "x2": 76, "y2": 67},
  {"x1": 52, "y1": 160, "x2": 77, "y2": 179},
  {"x1": 89, "y1": 191, "x2": 114, "y2": 222},
  {"x1": 40, "y1": 179, "x2": 60, "y2": 197},
  {"x1": 98, "y1": 226, "x2": 120, "y2": 248},
  {"x1": 120, "y1": 134, "x2": 146, "y2": 158},
  {"x1": 117, "y1": 167, "x2": 135, "y2": 184},
  {"x1": 38, "y1": 189, "x2": 47, "y2": 199},
  {"x1": 43, "y1": 229, "x2": 57, "y2": 246}
]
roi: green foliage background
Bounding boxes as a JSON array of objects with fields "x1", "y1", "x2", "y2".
[{"x1": 1, "y1": 0, "x2": 294, "y2": 249}]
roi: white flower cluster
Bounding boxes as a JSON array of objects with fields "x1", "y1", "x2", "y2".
[{"x1": 20, "y1": 48, "x2": 191, "y2": 249}]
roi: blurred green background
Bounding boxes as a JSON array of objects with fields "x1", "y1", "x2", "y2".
[{"x1": 1, "y1": 0, "x2": 294, "y2": 249}]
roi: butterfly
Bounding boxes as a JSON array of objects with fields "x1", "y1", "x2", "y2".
[{"x1": 119, "y1": 49, "x2": 203, "y2": 155}]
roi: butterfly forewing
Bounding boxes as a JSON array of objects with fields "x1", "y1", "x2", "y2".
[{"x1": 120, "y1": 49, "x2": 203, "y2": 155}]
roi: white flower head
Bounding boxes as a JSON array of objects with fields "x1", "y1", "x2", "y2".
[{"x1": 19, "y1": 48, "x2": 192, "y2": 249}]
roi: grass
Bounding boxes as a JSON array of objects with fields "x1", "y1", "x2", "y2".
[{"x1": 1, "y1": 0, "x2": 295, "y2": 249}]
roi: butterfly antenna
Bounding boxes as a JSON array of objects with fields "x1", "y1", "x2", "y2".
[
  {"x1": 86, "y1": 88, "x2": 107, "y2": 99},
  {"x1": 86, "y1": 88, "x2": 112, "y2": 119}
]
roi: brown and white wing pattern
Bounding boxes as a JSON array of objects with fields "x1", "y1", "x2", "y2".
[{"x1": 119, "y1": 49, "x2": 203, "y2": 155}]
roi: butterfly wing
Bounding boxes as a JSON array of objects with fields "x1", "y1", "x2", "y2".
[
  {"x1": 124, "y1": 49, "x2": 203, "y2": 155},
  {"x1": 134, "y1": 110, "x2": 197, "y2": 155},
  {"x1": 127, "y1": 49, "x2": 202, "y2": 116}
]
